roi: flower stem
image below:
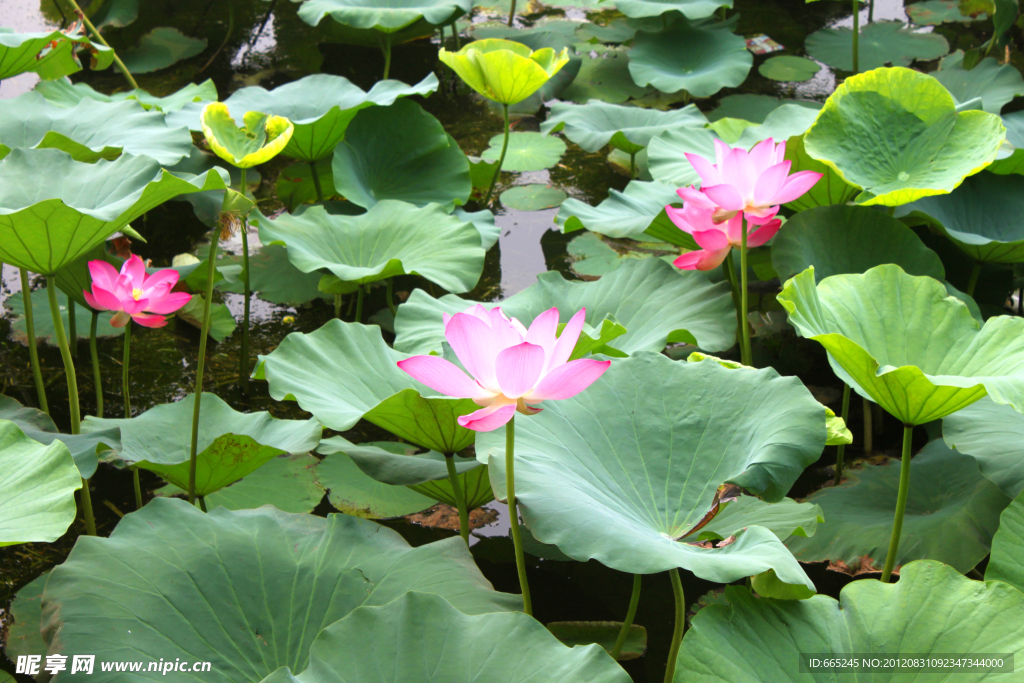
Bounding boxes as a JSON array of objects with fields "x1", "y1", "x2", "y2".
[
  {"x1": 46, "y1": 276, "x2": 94, "y2": 535},
  {"x1": 309, "y1": 161, "x2": 325, "y2": 202},
  {"x1": 354, "y1": 285, "x2": 365, "y2": 323},
  {"x1": 122, "y1": 322, "x2": 131, "y2": 418},
  {"x1": 198, "y1": 495, "x2": 208, "y2": 512},
  {"x1": 20, "y1": 269, "x2": 48, "y2": 414},
  {"x1": 61, "y1": 0, "x2": 140, "y2": 90},
  {"x1": 67, "y1": 300, "x2": 77, "y2": 358},
  {"x1": 483, "y1": 104, "x2": 510, "y2": 207},
  {"x1": 664, "y1": 568, "x2": 685, "y2": 683},
  {"x1": 851, "y1": 0, "x2": 860, "y2": 74},
  {"x1": 863, "y1": 396, "x2": 873, "y2": 455},
  {"x1": 445, "y1": 453, "x2": 471, "y2": 546},
  {"x1": 739, "y1": 218, "x2": 752, "y2": 366},
  {"x1": 239, "y1": 168, "x2": 250, "y2": 395},
  {"x1": 611, "y1": 574, "x2": 642, "y2": 660},
  {"x1": 508, "y1": 0, "x2": 516, "y2": 26},
  {"x1": 386, "y1": 279, "x2": 397, "y2": 316},
  {"x1": 867, "y1": 0, "x2": 874, "y2": 22},
  {"x1": 967, "y1": 261, "x2": 982, "y2": 298},
  {"x1": 722, "y1": 254, "x2": 744, "y2": 360},
  {"x1": 334, "y1": 293, "x2": 342, "y2": 319},
  {"x1": 382, "y1": 34, "x2": 392, "y2": 80},
  {"x1": 188, "y1": 228, "x2": 221, "y2": 506},
  {"x1": 834, "y1": 383, "x2": 851, "y2": 485},
  {"x1": 89, "y1": 311, "x2": 102, "y2": 417},
  {"x1": 881, "y1": 425, "x2": 914, "y2": 582},
  {"x1": 506, "y1": 415, "x2": 533, "y2": 616},
  {"x1": 629, "y1": 151, "x2": 636, "y2": 179}
]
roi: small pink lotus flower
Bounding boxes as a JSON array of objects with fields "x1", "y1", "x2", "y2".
[
  {"x1": 84, "y1": 255, "x2": 191, "y2": 328},
  {"x1": 667, "y1": 204, "x2": 781, "y2": 271},
  {"x1": 676, "y1": 138, "x2": 822, "y2": 223},
  {"x1": 397, "y1": 305, "x2": 611, "y2": 431}
]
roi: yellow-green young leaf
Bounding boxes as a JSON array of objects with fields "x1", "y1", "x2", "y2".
[
  {"x1": 200, "y1": 102, "x2": 294, "y2": 168},
  {"x1": 438, "y1": 39, "x2": 570, "y2": 105},
  {"x1": 825, "y1": 407, "x2": 853, "y2": 446}
]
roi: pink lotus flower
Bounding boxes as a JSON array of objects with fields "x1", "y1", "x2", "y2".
[
  {"x1": 84, "y1": 255, "x2": 191, "y2": 328},
  {"x1": 668, "y1": 204, "x2": 781, "y2": 271},
  {"x1": 397, "y1": 305, "x2": 611, "y2": 431},
  {"x1": 676, "y1": 138, "x2": 822, "y2": 223}
]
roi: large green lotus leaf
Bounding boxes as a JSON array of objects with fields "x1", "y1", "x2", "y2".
[
  {"x1": 805, "y1": 21, "x2": 949, "y2": 73},
  {"x1": 331, "y1": 99, "x2": 470, "y2": 210},
  {"x1": 899, "y1": 171, "x2": 1024, "y2": 263},
  {"x1": 51, "y1": 240, "x2": 123, "y2": 309},
  {"x1": 292, "y1": 0, "x2": 472, "y2": 31},
  {"x1": 454, "y1": 206, "x2": 500, "y2": 250},
  {"x1": 556, "y1": 180, "x2": 682, "y2": 240},
  {"x1": 254, "y1": 201, "x2": 483, "y2": 293},
  {"x1": 394, "y1": 257, "x2": 735, "y2": 355},
  {"x1": 218, "y1": 244, "x2": 327, "y2": 306},
  {"x1": 787, "y1": 440, "x2": 1010, "y2": 573},
  {"x1": 628, "y1": 16, "x2": 752, "y2": 98},
  {"x1": 771, "y1": 205, "x2": 945, "y2": 282},
  {"x1": 262, "y1": 591, "x2": 628, "y2": 683},
  {"x1": 408, "y1": 464, "x2": 493, "y2": 509},
  {"x1": 0, "y1": 29, "x2": 111, "y2": 81},
  {"x1": 561, "y1": 45, "x2": 650, "y2": 104},
  {"x1": 364, "y1": 388, "x2": 478, "y2": 453},
  {"x1": 0, "y1": 149, "x2": 227, "y2": 274},
  {"x1": 82, "y1": 393, "x2": 322, "y2": 496},
  {"x1": 933, "y1": 51, "x2": 1024, "y2": 114},
  {"x1": 9, "y1": 286, "x2": 124, "y2": 347},
  {"x1": 120, "y1": 27, "x2": 207, "y2": 74},
  {"x1": 685, "y1": 497, "x2": 824, "y2": 543},
  {"x1": 5, "y1": 571, "x2": 47, "y2": 661},
  {"x1": 41, "y1": 499, "x2": 520, "y2": 681},
  {"x1": 35, "y1": 78, "x2": 217, "y2": 112},
  {"x1": 675, "y1": 560, "x2": 1024, "y2": 681},
  {"x1": 986, "y1": 488, "x2": 1024, "y2": 591},
  {"x1": 541, "y1": 100, "x2": 707, "y2": 153},
  {"x1": 0, "y1": 395, "x2": 119, "y2": 479},
  {"x1": 780, "y1": 133, "x2": 860, "y2": 211},
  {"x1": 0, "y1": 420, "x2": 81, "y2": 546},
  {"x1": 315, "y1": 443, "x2": 438, "y2": 518},
  {"x1": 778, "y1": 265, "x2": 1024, "y2": 425},
  {"x1": 167, "y1": 74, "x2": 438, "y2": 163},
  {"x1": 475, "y1": 353, "x2": 823, "y2": 585},
  {"x1": 944, "y1": 397, "x2": 1024, "y2": 498},
  {"x1": 481, "y1": 132, "x2": 566, "y2": 172},
  {"x1": 275, "y1": 158, "x2": 336, "y2": 209},
  {"x1": 802, "y1": 67, "x2": 1005, "y2": 207},
  {"x1": 0, "y1": 92, "x2": 192, "y2": 165},
  {"x1": 613, "y1": 0, "x2": 731, "y2": 19},
  {"x1": 708, "y1": 94, "x2": 822, "y2": 122}
]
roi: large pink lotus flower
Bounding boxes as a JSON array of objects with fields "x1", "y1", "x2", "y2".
[
  {"x1": 667, "y1": 204, "x2": 781, "y2": 271},
  {"x1": 397, "y1": 305, "x2": 611, "y2": 431},
  {"x1": 84, "y1": 255, "x2": 191, "y2": 328},
  {"x1": 676, "y1": 138, "x2": 822, "y2": 223}
]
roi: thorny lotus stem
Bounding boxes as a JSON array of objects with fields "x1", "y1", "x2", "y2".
[
  {"x1": 506, "y1": 415, "x2": 533, "y2": 616},
  {"x1": 386, "y1": 279, "x2": 397, "y2": 317},
  {"x1": 132, "y1": 468, "x2": 142, "y2": 510},
  {"x1": 611, "y1": 574, "x2": 642, "y2": 660},
  {"x1": 20, "y1": 269, "x2": 49, "y2": 414},
  {"x1": 834, "y1": 383, "x2": 851, "y2": 485},
  {"x1": 863, "y1": 397, "x2": 873, "y2": 455},
  {"x1": 508, "y1": 0, "x2": 516, "y2": 26},
  {"x1": 967, "y1": 262, "x2": 982, "y2": 298},
  {"x1": 309, "y1": 161, "x2": 325, "y2": 202},
  {"x1": 739, "y1": 218, "x2": 752, "y2": 366},
  {"x1": 122, "y1": 322, "x2": 132, "y2": 418},
  {"x1": 722, "y1": 255, "x2": 744, "y2": 361},
  {"x1": 89, "y1": 311, "x2": 102, "y2": 417},
  {"x1": 382, "y1": 33, "x2": 392, "y2": 80},
  {"x1": 61, "y1": 0, "x2": 140, "y2": 90},
  {"x1": 445, "y1": 453, "x2": 471, "y2": 546},
  {"x1": 881, "y1": 425, "x2": 914, "y2": 582},
  {"x1": 239, "y1": 168, "x2": 251, "y2": 395},
  {"x1": 851, "y1": 0, "x2": 860, "y2": 74},
  {"x1": 355, "y1": 285, "x2": 365, "y2": 323},
  {"x1": 189, "y1": 227, "x2": 222, "y2": 506},
  {"x1": 67, "y1": 300, "x2": 77, "y2": 358},
  {"x1": 664, "y1": 568, "x2": 685, "y2": 683},
  {"x1": 47, "y1": 276, "x2": 94, "y2": 536},
  {"x1": 483, "y1": 104, "x2": 511, "y2": 206}
]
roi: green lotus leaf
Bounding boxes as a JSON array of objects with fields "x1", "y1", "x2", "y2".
[
  {"x1": 686, "y1": 497, "x2": 824, "y2": 543},
  {"x1": 771, "y1": 205, "x2": 945, "y2": 282},
  {"x1": 0, "y1": 420, "x2": 81, "y2": 546},
  {"x1": 263, "y1": 592, "x2": 626, "y2": 683},
  {"x1": 780, "y1": 133, "x2": 860, "y2": 211},
  {"x1": 933, "y1": 51, "x2": 1024, "y2": 114},
  {"x1": 943, "y1": 397, "x2": 1024, "y2": 498},
  {"x1": 454, "y1": 206, "x2": 500, "y2": 249},
  {"x1": 275, "y1": 158, "x2": 336, "y2": 208},
  {"x1": 439, "y1": 38, "x2": 571, "y2": 105},
  {"x1": 563, "y1": 232, "x2": 669, "y2": 278},
  {"x1": 986, "y1": 488, "x2": 1024, "y2": 591},
  {"x1": 481, "y1": 132, "x2": 566, "y2": 171},
  {"x1": 628, "y1": 16, "x2": 752, "y2": 98},
  {"x1": 556, "y1": 180, "x2": 682, "y2": 240},
  {"x1": 709, "y1": 93, "x2": 822, "y2": 122},
  {"x1": 988, "y1": 109, "x2": 1024, "y2": 175},
  {"x1": 217, "y1": 244, "x2": 327, "y2": 306},
  {"x1": 778, "y1": 264, "x2": 1024, "y2": 425},
  {"x1": 394, "y1": 257, "x2": 735, "y2": 355},
  {"x1": 546, "y1": 621, "x2": 646, "y2": 661},
  {"x1": 900, "y1": 171, "x2": 1024, "y2": 263},
  {"x1": 0, "y1": 92, "x2": 192, "y2": 165},
  {"x1": 0, "y1": 149, "x2": 228, "y2": 274},
  {"x1": 174, "y1": 294, "x2": 237, "y2": 342},
  {"x1": 168, "y1": 74, "x2": 438, "y2": 163},
  {"x1": 907, "y1": 0, "x2": 980, "y2": 24},
  {"x1": 0, "y1": 395, "x2": 119, "y2": 479},
  {"x1": 41, "y1": 499, "x2": 520, "y2": 681},
  {"x1": 758, "y1": 55, "x2": 821, "y2": 82},
  {"x1": 9, "y1": 285, "x2": 124, "y2": 349},
  {"x1": 120, "y1": 27, "x2": 207, "y2": 74},
  {"x1": 612, "y1": 0, "x2": 731, "y2": 18},
  {"x1": 541, "y1": 100, "x2": 707, "y2": 154},
  {"x1": 293, "y1": 0, "x2": 472, "y2": 32},
  {"x1": 675, "y1": 560, "x2": 1024, "y2": 680},
  {"x1": 787, "y1": 440, "x2": 1010, "y2": 573},
  {"x1": 254, "y1": 201, "x2": 484, "y2": 293},
  {"x1": 805, "y1": 21, "x2": 949, "y2": 72},
  {"x1": 5, "y1": 572, "x2": 47, "y2": 661},
  {"x1": 802, "y1": 67, "x2": 1006, "y2": 206},
  {"x1": 82, "y1": 393, "x2": 321, "y2": 497},
  {"x1": 331, "y1": 99, "x2": 470, "y2": 209},
  {"x1": 499, "y1": 184, "x2": 567, "y2": 210},
  {"x1": 315, "y1": 442, "x2": 439, "y2": 517},
  {"x1": 201, "y1": 102, "x2": 294, "y2": 169},
  {"x1": 0, "y1": 29, "x2": 112, "y2": 80},
  {"x1": 476, "y1": 353, "x2": 823, "y2": 586},
  {"x1": 49, "y1": 240, "x2": 122, "y2": 310},
  {"x1": 561, "y1": 45, "x2": 650, "y2": 104},
  {"x1": 35, "y1": 78, "x2": 217, "y2": 112}
]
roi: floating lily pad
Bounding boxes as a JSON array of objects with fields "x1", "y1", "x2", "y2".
[
  {"x1": 803, "y1": 67, "x2": 1006, "y2": 206},
  {"x1": 758, "y1": 55, "x2": 821, "y2": 82},
  {"x1": 561, "y1": 45, "x2": 650, "y2": 104},
  {"x1": 933, "y1": 51, "x2": 1024, "y2": 113},
  {"x1": 613, "y1": 0, "x2": 731, "y2": 18},
  {"x1": 805, "y1": 21, "x2": 949, "y2": 72},
  {"x1": 556, "y1": 180, "x2": 681, "y2": 239},
  {"x1": 628, "y1": 16, "x2": 752, "y2": 97},
  {"x1": 0, "y1": 28, "x2": 113, "y2": 81},
  {"x1": 944, "y1": 397, "x2": 1024, "y2": 498},
  {"x1": 481, "y1": 132, "x2": 566, "y2": 172},
  {"x1": 906, "y1": 0, "x2": 980, "y2": 24},
  {"x1": 542, "y1": 100, "x2": 707, "y2": 154},
  {"x1": 315, "y1": 443, "x2": 438, "y2": 518},
  {"x1": 41, "y1": 499, "x2": 520, "y2": 680},
  {"x1": 8, "y1": 286, "x2": 124, "y2": 347},
  {"x1": 987, "y1": 488, "x2": 1024, "y2": 590},
  {"x1": 35, "y1": 78, "x2": 218, "y2": 113},
  {"x1": 120, "y1": 27, "x2": 207, "y2": 74},
  {"x1": 499, "y1": 184, "x2": 567, "y2": 210}
]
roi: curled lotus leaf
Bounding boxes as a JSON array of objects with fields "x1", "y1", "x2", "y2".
[
  {"x1": 986, "y1": 488, "x2": 1024, "y2": 591},
  {"x1": 35, "y1": 78, "x2": 218, "y2": 112},
  {"x1": 541, "y1": 100, "x2": 707, "y2": 154},
  {"x1": 612, "y1": 0, "x2": 732, "y2": 19},
  {"x1": 943, "y1": 397, "x2": 1024, "y2": 499},
  {"x1": 932, "y1": 51, "x2": 1024, "y2": 114},
  {"x1": 439, "y1": 39, "x2": 571, "y2": 105},
  {"x1": 556, "y1": 180, "x2": 682, "y2": 239},
  {"x1": 292, "y1": 0, "x2": 473, "y2": 32},
  {"x1": 201, "y1": 102, "x2": 294, "y2": 168},
  {"x1": 0, "y1": 28, "x2": 114, "y2": 81}
]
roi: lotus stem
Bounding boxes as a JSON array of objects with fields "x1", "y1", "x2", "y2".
[
  {"x1": 453, "y1": 24, "x2": 461, "y2": 50},
  {"x1": 61, "y1": 0, "x2": 140, "y2": 90},
  {"x1": 722, "y1": 253, "x2": 744, "y2": 360},
  {"x1": 483, "y1": 104, "x2": 511, "y2": 206},
  {"x1": 122, "y1": 322, "x2": 131, "y2": 418},
  {"x1": 863, "y1": 396, "x2": 873, "y2": 455},
  {"x1": 198, "y1": 495, "x2": 208, "y2": 512},
  {"x1": 967, "y1": 262, "x2": 982, "y2": 298},
  {"x1": 506, "y1": 415, "x2": 533, "y2": 616},
  {"x1": 834, "y1": 383, "x2": 851, "y2": 485},
  {"x1": 334, "y1": 293, "x2": 343, "y2": 319},
  {"x1": 20, "y1": 269, "x2": 49, "y2": 414},
  {"x1": 611, "y1": 574, "x2": 642, "y2": 660},
  {"x1": 355, "y1": 285, "x2": 365, "y2": 323},
  {"x1": 851, "y1": 0, "x2": 860, "y2": 74},
  {"x1": 89, "y1": 311, "x2": 102, "y2": 417},
  {"x1": 188, "y1": 228, "x2": 222, "y2": 506},
  {"x1": 445, "y1": 453, "x2": 471, "y2": 546},
  {"x1": 739, "y1": 218, "x2": 752, "y2": 366},
  {"x1": 867, "y1": 0, "x2": 874, "y2": 22},
  {"x1": 629, "y1": 151, "x2": 637, "y2": 179},
  {"x1": 131, "y1": 468, "x2": 142, "y2": 510},
  {"x1": 309, "y1": 161, "x2": 325, "y2": 202},
  {"x1": 508, "y1": 0, "x2": 516, "y2": 26},
  {"x1": 46, "y1": 276, "x2": 94, "y2": 536},
  {"x1": 67, "y1": 300, "x2": 77, "y2": 358},
  {"x1": 881, "y1": 425, "x2": 914, "y2": 582},
  {"x1": 386, "y1": 279, "x2": 397, "y2": 317},
  {"x1": 664, "y1": 568, "x2": 685, "y2": 683},
  {"x1": 239, "y1": 168, "x2": 251, "y2": 395},
  {"x1": 382, "y1": 33, "x2": 392, "y2": 80}
]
